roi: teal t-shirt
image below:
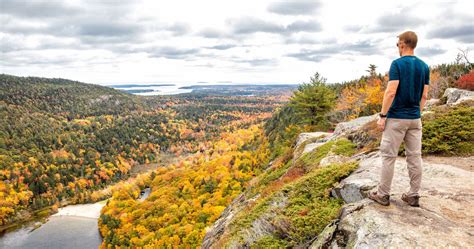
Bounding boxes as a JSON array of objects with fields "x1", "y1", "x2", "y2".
[{"x1": 387, "y1": 55, "x2": 430, "y2": 119}]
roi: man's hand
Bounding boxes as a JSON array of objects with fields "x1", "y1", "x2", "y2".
[{"x1": 377, "y1": 116, "x2": 386, "y2": 131}]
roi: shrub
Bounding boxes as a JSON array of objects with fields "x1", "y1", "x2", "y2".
[
  {"x1": 421, "y1": 105, "x2": 474, "y2": 155},
  {"x1": 251, "y1": 236, "x2": 289, "y2": 249},
  {"x1": 456, "y1": 71, "x2": 474, "y2": 90},
  {"x1": 281, "y1": 162, "x2": 359, "y2": 244}
]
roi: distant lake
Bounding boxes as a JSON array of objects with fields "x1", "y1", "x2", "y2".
[
  {"x1": 104, "y1": 83, "x2": 299, "y2": 96},
  {"x1": 107, "y1": 83, "x2": 193, "y2": 95}
]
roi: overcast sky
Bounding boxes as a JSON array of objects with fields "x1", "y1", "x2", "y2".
[{"x1": 1, "y1": 0, "x2": 473, "y2": 85}]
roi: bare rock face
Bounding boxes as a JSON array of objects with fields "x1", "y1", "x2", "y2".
[
  {"x1": 226, "y1": 193, "x2": 288, "y2": 248},
  {"x1": 423, "y1": 98, "x2": 441, "y2": 110},
  {"x1": 202, "y1": 193, "x2": 256, "y2": 249},
  {"x1": 443, "y1": 87, "x2": 474, "y2": 105},
  {"x1": 329, "y1": 114, "x2": 378, "y2": 140},
  {"x1": 301, "y1": 141, "x2": 327, "y2": 155},
  {"x1": 202, "y1": 192, "x2": 288, "y2": 249},
  {"x1": 294, "y1": 132, "x2": 332, "y2": 159},
  {"x1": 295, "y1": 132, "x2": 332, "y2": 148},
  {"x1": 319, "y1": 153, "x2": 351, "y2": 168},
  {"x1": 324, "y1": 152, "x2": 474, "y2": 248}
]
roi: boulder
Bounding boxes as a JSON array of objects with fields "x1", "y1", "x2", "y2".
[
  {"x1": 331, "y1": 178, "x2": 377, "y2": 203},
  {"x1": 328, "y1": 114, "x2": 378, "y2": 140},
  {"x1": 301, "y1": 141, "x2": 327, "y2": 155},
  {"x1": 293, "y1": 132, "x2": 332, "y2": 159},
  {"x1": 319, "y1": 154, "x2": 352, "y2": 168},
  {"x1": 443, "y1": 88, "x2": 474, "y2": 105},
  {"x1": 423, "y1": 98, "x2": 441, "y2": 110},
  {"x1": 295, "y1": 132, "x2": 332, "y2": 148},
  {"x1": 309, "y1": 220, "x2": 338, "y2": 249}
]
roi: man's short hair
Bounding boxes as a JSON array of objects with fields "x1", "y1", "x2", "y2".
[{"x1": 397, "y1": 31, "x2": 418, "y2": 49}]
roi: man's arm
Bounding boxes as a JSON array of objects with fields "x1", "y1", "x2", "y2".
[
  {"x1": 380, "y1": 80, "x2": 399, "y2": 115},
  {"x1": 419, "y1": 84, "x2": 429, "y2": 112}
]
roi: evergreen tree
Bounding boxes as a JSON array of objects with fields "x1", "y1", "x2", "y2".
[
  {"x1": 366, "y1": 64, "x2": 377, "y2": 78},
  {"x1": 288, "y1": 72, "x2": 336, "y2": 129}
]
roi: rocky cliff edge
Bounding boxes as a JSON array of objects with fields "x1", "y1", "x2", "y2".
[{"x1": 202, "y1": 88, "x2": 473, "y2": 248}]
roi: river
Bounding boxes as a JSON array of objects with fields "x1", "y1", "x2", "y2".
[{"x1": 0, "y1": 201, "x2": 107, "y2": 249}]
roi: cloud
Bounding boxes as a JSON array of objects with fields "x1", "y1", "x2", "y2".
[
  {"x1": 0, "y1": 34, "x2": 82, "y2": 53},
  {"x1": 416, "y1": 47, "x2": 447, "y2": 57},
  {"x1": 286, "y1": 49, "x2": 330, "y2": 62},
  {"x1": 0, "y1": 0, "x2": 471, "y2": 84},
  {"x1": 226, "y1": 17, "x2": 321, "y2": 36},
  {"x1": 0, "y1": 19, "x2": 145, "y2": 46},
  {"x1": 0, "y1": 49, "x2": 96, "y2": 68},
  {"x1": 0, "y1": 2, "x2": 193, "y2": 53},
  {"x1": 427, "y1": 24, "x2": 474, "y2": 43},
  {"x1": 233, "y1": 58, "x2": 278, "y2": 67},
  {"x1": 284, "y1": 35, "x2": 335, "y2": 45},
  {"x1": 165, "y1": 22, "x2": 191, "y2": 35},
  {"x1": 146, "y1": 46, "x2": 200, "y2": 60},
  {"x1": 267, "y1": 1, "x2": 321, "y2": 15},
  {"x1": 344, "y1": 25, "x2": 364, "y2": 33},
  {"x1": 286, "y1": 20, "x2": 322, "y2": 33},
  {"x1": 285, "y1": 35, "x2": 320, "y2": 44},
  {"x1": 370, "y1": 11, "x2": 424, "y2": 33},
  {"x1": 76, "y1": 21, "x2": 143, "y2": 38},
  {"x1": 339, "y1": 40, "x2": 381, "y2": 55},
  {"x1": 229, "y1": 17, "x2": 285, "y2": 34},
  {"x1": 196, "y1": 28, "x2": 227, "y2": 38},
  {"x1": 205, "y1": 44, "x2": 237, "y2": 50},
  {"x1": 287, "y1": 40, "x2": 381, "y2": 62},
  {"x1": 0, "y1": 0, "x2": 82, "y2": 18},
  {"x1": 0, "y1": 1, "x2": 144, "y2": 43}
]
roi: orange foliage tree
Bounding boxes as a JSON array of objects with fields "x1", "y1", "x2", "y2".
[
  {"x1": 336, "y1": 75, "x2": 386, "y2": 120},
  {"x1": 456, "y1": 71, "x2": 474, "y2": 90}
]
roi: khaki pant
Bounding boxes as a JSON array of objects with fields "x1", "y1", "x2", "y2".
[{"x1": 377, "y1": 118, "x2": 423, "y2": 197}]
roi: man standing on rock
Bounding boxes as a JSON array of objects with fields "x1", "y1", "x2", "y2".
[{"x1": 368, "y1": 31, "x2": 430, "y2": 207}]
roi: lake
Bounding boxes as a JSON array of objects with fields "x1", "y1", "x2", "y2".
[{"x1": 0, "y1": 201, "x2": 106, "y2": 249}]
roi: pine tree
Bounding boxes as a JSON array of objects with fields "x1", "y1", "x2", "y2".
[{"x1": 288, "y1": 72, "x2": 336, "y2": 129}]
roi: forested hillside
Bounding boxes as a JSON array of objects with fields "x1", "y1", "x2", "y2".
[
  {"x1": 0, "y1": 74, "x2": 288, "y2": 229},
  {"x1": 0, "y1": 74, "x2": 144, "y2": 118}
]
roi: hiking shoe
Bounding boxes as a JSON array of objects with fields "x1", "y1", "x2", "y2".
[
  {"x1": 368, "y1": 191, "x2": 390, "y2": 206},
  {"x1": 402, "y1": 193, "x2": 420, "y2": 207}
]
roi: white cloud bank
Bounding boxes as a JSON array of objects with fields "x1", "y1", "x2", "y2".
[{"x1": 1, "y1": 0, "x2": 473, "y2": 85}]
